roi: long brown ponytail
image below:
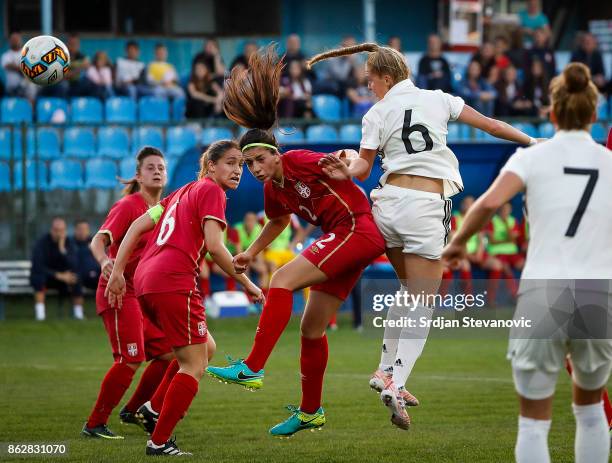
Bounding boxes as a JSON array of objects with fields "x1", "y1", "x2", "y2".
[
  {"x1": 120, "y1": 146, "x2": 165, "y2": 196},
  {"x1": 550, "y1": 62, "x2": 598, "y2": 131},
  {"x1": 307, "y1": 42, "x2": 410, "y2": 86}
]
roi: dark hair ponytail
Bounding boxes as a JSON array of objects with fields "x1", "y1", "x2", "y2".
[{"x1": 120, "y1": 146, "x2": 165, "y2": 196}]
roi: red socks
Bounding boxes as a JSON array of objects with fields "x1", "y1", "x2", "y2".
[
  {"x1": 87, "y1": 362, "x2": 135, "y2": 428},
  {"x1": 124, "y1": 358, "x2": 170, "y2": 413},
  {"x1": 150, "y1": 359, "x2": 180, "y2": 412},
  {"x1": 151, "y1": 373, "x2": 199, "y2": 445},
  {"x1": 459, "y1": 270, "x2": 473, "y2": 295},
  {"x1": 245, "y1": 288, "x2": 293, "y2": 372},
  {"x1": 300, "y1": 335, "x2": 329, "y2": 414}
]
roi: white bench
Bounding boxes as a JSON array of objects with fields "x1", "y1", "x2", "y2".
[{"x1": 0, "y1": 260, "x2": 32, "y2": 295}]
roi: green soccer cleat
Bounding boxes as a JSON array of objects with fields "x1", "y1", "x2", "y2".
[
  {"x1": 81, "y1": 422, "x2": 124, "y2": 439},
  {"x1": 269, "y1": 405, "x2": 326, "y2": 438},
  {"x1": 206, "y1": 357, "x2": 264, "y2": 390}
]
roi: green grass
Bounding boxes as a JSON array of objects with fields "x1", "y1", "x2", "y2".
[{"x1": 0, "y1": 298, "x2": 592, "y2": 462}]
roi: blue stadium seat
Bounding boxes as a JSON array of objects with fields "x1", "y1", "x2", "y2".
[
  {"x1": 0, "y1": 128, "x2": 12, "y2": 160},
  {"x1": 49, "y1": 159, "x2": 84, "y2": 190},
  {"x1": 71, "y1": 97, "x2": 103, "y2": 123},
  {"x1": 85, "y1": 158, "x2": 118, "y2": 189},
  {"x1": 167, "y1": 126, "x2": 197, "y2": 157},
  {"x1": 597, "y1": 99, "x2": 609, "y2": 121},
  {"x1": 36, "y1": 97, "x2": 68, "y2": 123},
  {"x1": 312, "y1": 95, "x2": 342, "y2": 121},
  {"x1": 274, "y1": 127, "x2": 305, "y2": 144},
  {"x1": 138, "y1": 97, "x2": 170, "y2": 123},
  {"x1": 512, "y1": 122, "x2": 539, "y2": 138},
  {"x1": 339, "y1": 124, "x2": 361, "y2": 144},
  {"x1": 64, "y1": 127, "x2": 96, "y2": 158},
  {"x1": 105, "y1": 97, "x2": 136, "y2": 123},
  {"x1": 119, "y1": 157, "x2": 136, "y2": 179},
  {"x1": 97, "y1": 127, "x2": 130, "y2": 159},
  {"x1": 133, "y1": 126, "x2": 165, "y2": 152},
  {"x1": 306, "y1": 124, "x2": 338, "y2": 142},
  {"x1": 591, "y1": 123, "x2": 606, "y2": 141},
  {"x1": 0, "y1": 162, "x2": 10, "y2": 191},
  {"x1": 36, "y1": 128, "x2": 61, "y2": 160},
  {"x1": 447, "y1": 123, "x2": 462, "y2": 142},
  {"x1": 12, "y1": 128, "x2": 35, "y2": 158},
  {"x1": 172, "y1": 98, "x2": 186, "y2": 121},
  {"x1": 1, "y1": 98, "x2": 32, "y2": 123},
  {"x1": 14, "y1": 161, "x2": 49, "y2": 190},
  {"x1": 538, "y1": 122, "x2": 555, "y2": 139},
  {"x1": 201, "y1": 127, "x2": 233, "y2": 145}
]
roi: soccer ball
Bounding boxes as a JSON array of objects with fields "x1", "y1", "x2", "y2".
[{"x1": 20, "y1": 35, "x2": 70, "y2": 86}]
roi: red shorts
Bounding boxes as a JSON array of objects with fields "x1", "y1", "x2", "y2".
[
  {"x1": 304, "y1": 214, "x2": 385, "y2": 300},
  {"x1": 99, "y1": 296, "x2": 171, "y2": 363},
  {"x1": 138, "y1": 291, "x2": 208, "y2": 348},
  {"x1": 495, "y1": 253, "x2": 524, "y2": 268}
]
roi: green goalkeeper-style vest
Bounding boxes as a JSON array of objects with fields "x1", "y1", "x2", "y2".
[
  {"x1": 234, "y1": 222, "x2": 262, "y2": 250},
  {"x1": 453, "y1": 212, "x2": 479, "y2": 254},
  {"x1": 265, "y1": 217, "x2": 292, "y2": 251},
  {"x1": 487, "y1": 215, "x2": 518, "y2": 255}
]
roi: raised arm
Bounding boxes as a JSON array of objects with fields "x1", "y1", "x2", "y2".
[
  {"x1": 458, "y1": 105, "x2": 537, "y2": 145},
  {"x1": 318, "y1": 148, "x2": 378, "y2": 182}
]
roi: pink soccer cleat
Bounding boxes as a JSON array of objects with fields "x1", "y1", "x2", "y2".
[{"x1": 369, "y1": 369, "x2": 392, "y2": 393}]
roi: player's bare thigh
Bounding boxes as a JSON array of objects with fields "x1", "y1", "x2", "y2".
[
  {"x1": 300, "y1": 290, "x2": 343, "y2": 339},
  {"x1": 269, "y1": 254, "x2": 328, "y2": 291},
  {"x1": 386, "y1": 247, "x2": 443, "y2": 297}
]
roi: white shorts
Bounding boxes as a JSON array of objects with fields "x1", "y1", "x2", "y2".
[
  {"x1": 370, "y1": 184, "x2": 452, "y2": 260},
  {"x1": 508, "y1": 285, "x2": 612, "y2": 400}
]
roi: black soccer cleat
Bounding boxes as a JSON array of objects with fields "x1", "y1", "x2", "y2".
[
  {"x1": 146, "y1": 437, "x2": 192, "y2": 456},
  {"x1": 119, "y1": 405, "x2": 140, "y2": 425},
  {"x1": 81, "y1": 422, "x2": 124, "y2": 439},
  {"x1": 136, "y1": 401, "x2": 159, "y2": 435}
]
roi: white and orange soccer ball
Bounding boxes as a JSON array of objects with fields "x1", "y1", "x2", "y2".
[{"x1": 20, "y1": 35, "x2": 70, "y2": 86}]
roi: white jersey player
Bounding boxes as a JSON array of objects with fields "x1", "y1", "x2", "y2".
[
  {"x1": 308, "y1": 42, "x2": 537, "y2": 428},
  {"x1": 443, "y1": 62, "x2": 612, "y2": 463}
]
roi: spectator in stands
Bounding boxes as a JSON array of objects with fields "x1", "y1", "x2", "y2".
[
  {"x1": 185, "y1": 60, "x2": 223, "y2": 119},
  {"x1": 487, "y1": 64, "x2": 501, "y2": 88},
  {"x1": 518, "y1": 0, "x2": 550, "y2": 48},
  {"x1": 317, "y1": 35, "x2": 359, "y2": 96},
  {"x1": 234, "y1": 212, "x2": 268, "y2": 289},
  {"x1": 85, "y1": 51, "x2": 114, "y2": 99},
  {"x1": 508, "y1": 28, "x2": 529, "y2": 71},
  {"x1": 115, "y1": 41, "x2": 152, "y2": 99},
  {"x1": 346, "y1": 65, "x2": 377, "y2": 118},
  {"x1": 471, "y1": 41, "x2": 496, "y2": 79},
  {"x1": 73, "y1": 220, "x2": 100, "y2": 291},
  {"x1": 147, "y1": 43, "x2": 185, "y2": 100},
  {"x1": 493, "y1": 35, "x2": 512, "y2": 72},
  {"x1": 524, "y1": 58, "x2": 551, "y2": 118},
  {"x1": 192, "y1": 38, "x2": 225, "y2": 84},
  {"x1": 570, "y1": 32, "x2": 607, "y2": 92},
  {"x1": 278, "y1": 60, "x2": 313, "y2": 118},
  {"x1": 459, "y1": 60, "x2": 496, "y2": 116},
  {"x1": 494, "y1": 64, "x2": 534, "y2": 117},
  {"x1": 30, "y1": 217, "x2": 84, "y2": 321},
  {"x1": 1, "y1": 32, "x2": 37, "y2": 101},
  {"x1": 65, "y1": 34, "x2": 90, "y2": 97},
  {"x1": 283, "y1": 34, "x2": 306, "y2": 72},
  {"x1": 387, "y1": 35, "x2": 410, "y2": 65},
  {"x1": 230, "y1": 41, "x2": 258, "y2": 72},
  {"x1": 417, "y1": 34, "x2": 452, "y2": 93},
  {"x1": 527, "y1": 27, "x2": 556, "y2": 79}
]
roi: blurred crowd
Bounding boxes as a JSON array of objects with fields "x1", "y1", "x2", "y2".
[{"x1": 3, "y1": 1, "x2": 610, "y2": 122}]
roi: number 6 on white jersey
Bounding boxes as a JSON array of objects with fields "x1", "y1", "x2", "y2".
[{"x1": 156, "y1": 202, "x2": 179, "y2": 245}]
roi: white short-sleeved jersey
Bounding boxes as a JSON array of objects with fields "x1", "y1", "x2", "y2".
[
  {"x1": 361, "y1": 79, "x2": 465, "y2": 197},
  {"x1": 501, "y1": 130, "x2": 612, "y2": 279}
]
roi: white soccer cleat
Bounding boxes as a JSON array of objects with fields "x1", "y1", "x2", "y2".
[
  {"x1": 380, "y1": 383, "x2": 411, "y2": 430},
  {"x1": 369, "y1": 369, "x2": 392, "y2": 393}
]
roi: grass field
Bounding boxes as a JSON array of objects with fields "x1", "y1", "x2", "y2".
[{"x1": 0, "y1": 298, "x2": 590, "y2": 462}]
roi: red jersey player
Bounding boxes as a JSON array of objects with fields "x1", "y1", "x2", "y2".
[
  {"x1": 106, "y1": 140, "x2": 263, "y2": 456},
  {"x1": 205, "y1": 46, "x2": 387, "y2": 436},
  {"x1": 82, "y1": 147, "x2": 177, "y2": 439}
]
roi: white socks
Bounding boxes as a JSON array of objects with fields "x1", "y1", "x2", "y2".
[
  {"x1": 391, "y1": 304, "x2": 433, "y2": 388},
  {"x1": 35, "y1": 302, "x2": 46, "y2": 321},
  {"x1": 515, "y1": 416, "x2": 551, "y2": 463},
  {"x1": 73, "y1": 304, "x2": 84, "y2": 320},
  {"x1": 573, "y1": 402, "x2": 609, "y2": 463},
  {"x1": 378, "y1": 286, "x2": 410, "y2": 371}
]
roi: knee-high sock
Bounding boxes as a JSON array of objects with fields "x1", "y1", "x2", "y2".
[
  {"x1": 378, "y1": 285, "x2": 410, "y2": 372},
  {"x1": 150, "y1": 359, "x2": 180, "y2": 412},
  {"x1": 124, "y1": 358, "x2": 170, "y2": 413},
  {"x1": 245, "y1": 288, "x2": 293, "y2": 372},
  {"x1": 151, "y1": 373, "x2": 198, "y2": 446},
  {"x1": 515, "y1": 416, "x2": 551, "y2": 463},
  {"x1": 300, "y1": 335, "x2": 328, "y2": 414},
  {"x1": 87, "y1": 362, "x2": 135, "y2": 428},
  {"x1": 574, "y1": 402, "x2": 609, "y2": 463},
  {"x1": 391, "y1": 304, "x2": 433, "y2": 388}
]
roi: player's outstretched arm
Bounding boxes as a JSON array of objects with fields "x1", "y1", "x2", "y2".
[
  {"x1": 458, "y1": 105, "x2": 538, "y2": 146},
  {"x1": 319, "y1": 148, "x2": 377, "y2": 182},
  {"x1": 90, "y1": 233, "x2": 113, "y2": 280},
  {"x1": 205, "y1": 219, "x2": 264, "y2": 303}
]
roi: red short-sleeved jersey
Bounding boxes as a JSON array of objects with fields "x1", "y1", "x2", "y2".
[
  {"x1": 135, "y1": 178, "x2": 227, "y2": 296},
  {"x1": 264, "y1": 150, "x2": 372, "y2": 232},
  {"x1": 97, "y1": 192, "x2": 151, "y2": 303}
]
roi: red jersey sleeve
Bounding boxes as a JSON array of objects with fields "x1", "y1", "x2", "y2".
[
  {"x1": 284, "y1": 150, "x2": 325, "y2": 181},
  {"x1": 98, "y1": 198, "x2": 137, "y2": 245},
  {"x1": 263, "y1": 182, "x2": 290, "y2": 219},
  {"x1": 197, "y1": 182, "x2": 227, "y2": 230},
  {"x1": 450, "y1": 215, "x2": 457, "y2": 231}
]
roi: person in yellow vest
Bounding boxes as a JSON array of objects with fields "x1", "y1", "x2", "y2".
[
  {"x1": 199, "y1": 226, "x2": 242, "y2": 296},
  {"x1": 234, "y1": 212, "x2": 269, "y2": 289}
]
